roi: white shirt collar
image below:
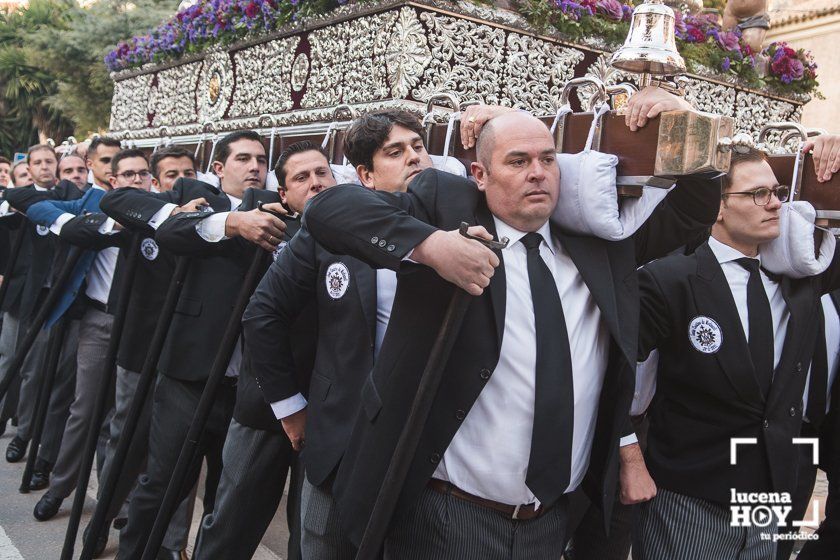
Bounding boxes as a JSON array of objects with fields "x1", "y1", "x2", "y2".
[
  {"x1": 493, "y1": 217, "x2": 556, "y2": 256},
  {"x1": 91, "y1": 183, "x2": 107, "y2": 192},
  {"x1": 708, "y1": 235, "x2": 760, "y2": 266},
  {"x1": 33, "y1": 184, "x2": 48, "y2": 192}
]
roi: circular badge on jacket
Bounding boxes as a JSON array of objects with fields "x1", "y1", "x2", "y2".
[
  {"x1": 36, "y1": 225, "x2": 49, "y2": 236},
  {"x1": 141, "y1": 238, "x2": 159, "y2": 261},
  {"x1": 325, "y1": 262, "x2": 350, "y2": 299},
  {"x1": 688, "y1": 316, "x2": 723, "y2": 354}
]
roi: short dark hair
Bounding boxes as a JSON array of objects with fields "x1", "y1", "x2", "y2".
[
  {"x1": 344, "y1": 109, "x2": 424, "y2": 171},
  {"x1": 275, "y1": 141, "x2": 328, "y2": 188},
  {"x1": 150, "y1": 146, "x2": 196, "y2": 180},
  {"x1": 27, "y1": 144, "x2": 56, "y2": 162},
  {"x1": 722, "y1": 148, "x2": 768, "y2": 193},
  {"x1": 111, "y1": 148, "x2": 148, "y2": 176},
  {"x1": 88, "y1": 136, "x2": 121, "y2": 158},
  {"x1": 215, "y1": 130, "x2": 264, "y2": 166},
  {"x1": 0, "y1": 156, "x2": 10, "y2": 166}
]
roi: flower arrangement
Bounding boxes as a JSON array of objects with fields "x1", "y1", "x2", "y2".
[{"x1": 104, "y1": 0, "x2": 819, "y2": 96}]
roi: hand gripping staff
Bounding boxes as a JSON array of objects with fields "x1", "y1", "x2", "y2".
[{"x1": 355, "y1": 223, "x2": 508, "y2": 560}]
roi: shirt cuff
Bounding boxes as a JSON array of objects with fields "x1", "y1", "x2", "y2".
[
  {"x1": 270, "y1": 393, "x2": 307, "y2": 420},
  {"x1": 149, "y1": 203, "x2": 178, "y2": 230},
  {"x1": 0, "y1": 201, "x2": 11, "y2": 216},
  {"x1": 620, "y1": 433, "x2": 639, "y2": 447},
  {"x1": 50, "y1": 213, "x2": 75, "y2": 235},
  {"x1": 98, "y1": 217, "x2": 117, "y2": 234},
  {"x1": 195, "y1": 212, "x2": 230, "y2": 242}
]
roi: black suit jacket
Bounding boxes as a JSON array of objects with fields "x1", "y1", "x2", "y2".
[
  {"x1": 638, "y1": 242, "x2": 840, "y2": 505},
  {"x1": 302, "y1": 168, "x2": 721, "y2": 543},
  {"x1": 818, "y1": 291, "x2": 840, "y2": 481},
  {"x1": 234, "y1": 218, "x2": 317, "y2": 433},
  {"x1": 100, "y1": 179, "x2": 232, "y2": 375},
  {"x1": 242, "y1": 225, "x2": 376, "y2": 480},
  {"x1": 1, "y1": 180, "x2": 84, "y2": 317},
  {"x1": 59, "y1": 210, "x2": 180, "y2": 373},
  {"x1": 153, "y1": 187, "x2": 282, "y2": 382}
]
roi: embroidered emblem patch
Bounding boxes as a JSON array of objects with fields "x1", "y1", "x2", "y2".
[
  {"x1": 36, "y1": 225, "x2": 49, "y2": 236},
  {"x1": 688, "y1": 316, "x2": 723, "y2": 354},
  {"x1": 141, "y1": 238, "x2": 159, "y2": 261},
  {"x1": 325, "y1": 262, "x2": 350, "y2": 299},
  {"x1": 272, "y1": 240, "x2": 287, "y2": 262}
]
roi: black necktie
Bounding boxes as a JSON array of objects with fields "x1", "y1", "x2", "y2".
[
  {"x1": 521, "y1": 232, "x2": 575, "y2": 505},
  {"x1": 736, "y1": 257, "x2": 774, "y2": 397}
]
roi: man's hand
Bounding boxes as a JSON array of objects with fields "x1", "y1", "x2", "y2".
[
  {"x1": 624, "y1": 86, "x2": 693, "y2": 132},
  {"x1": 411, "y1": 226, "x2": 500, "y2": 296},
  {"x1": 460, "y1": 105, "x2": 517, "y2": 149},
  {"x1": 803, "y1": 134, "x2": 840, "y2": 183},
  {"x1": 171, "y1": 197, "x2": 209, "y2": 216},
  {"x1": 281, "y1": 408, "x2": 306, "y2": 452},
  {"x1": 619, "y1": 442, "x2": 657, "y2": 505},
  {"x1": 224, "y1": 206, "x2": 287, "y2": 251}
]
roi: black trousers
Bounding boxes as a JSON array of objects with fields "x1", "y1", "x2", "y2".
[
  {"x1": 192, "y1": 418, "x2": 303, "y2": 560},
  {"x1": 117, "y1": 374, "x2": 235, "y2": 560}
]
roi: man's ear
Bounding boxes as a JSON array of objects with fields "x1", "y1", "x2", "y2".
[
  {"x1": 279, "y1": 188, "x2": 288, "y2": 206},
  {"x1": 151, "y1": 177, "x2": 161, "y2": 190},
  {"x1": 471, "y1": 161, "x2": 487, "y2": 192},
  {"x1": 109, "y1": 174, "x2": 119, "y2": 189},
  {"x1": 212, "y1": 160, "x2": 224, "y2": 180},
  {"x1": 716, "y1": 199, "x2": 726, "y2": 224},
  {"x1": 356, "y1": 164, "x2": 374, "y2": 189}
]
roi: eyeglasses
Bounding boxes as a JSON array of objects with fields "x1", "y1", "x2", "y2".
[
  {"x1": 116, "y1": 170, "x2": 151, "y2": 181},
  {"x1": 721, "y1": 185, "x2": 790, "y2": 206}
]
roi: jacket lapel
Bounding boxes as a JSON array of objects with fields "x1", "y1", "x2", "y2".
[
  {"x1": 689, "y1": 244, "x2": 765, "y2": 408},
  {"x1": 475, "y1": 200, "x2": 505, "y2": 345},
  {"x1": 556, "y1": 230, "x2": 627, "y2": 363},
  {"x1": 766, "y1": 277, "x2": 814, "y2": 410},
  {"x1": 353, "y1": 261, "x2": 378, "y2": 345}
]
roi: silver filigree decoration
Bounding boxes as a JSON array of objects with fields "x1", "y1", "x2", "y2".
[
  {"x1": 681, "y1": 77, "x2": 737, "y2": 116},
  {"x1": 413, "y1": 12, "x2": 505, "y2": 104},
  {"x1": 110, "y1": 73, "x2": 153, "y2": 131},
  {"x1": 150, "y1": 62, "x2": 201, "y2": 127},
  {"x1": 291, "y1": 52, "x2": 310, "y2": 92},
  {"x1": 501, "y1": 33, "x2": 583, "y2": 114},
  {"x1": 197, "y1": 51, "x2": 234, "y2": 122},
  {"x1": 379, "y1": 7, "x2": 431, "y2": 98},
  {"x1": 229, "y1": 37, "x2": 299, "y2": 118},
  {"x1": 578, "y1": 54, "x2": 636, "y2": 110},
  {"x1": 735, "y1": 91, "x2": 799, "y2": 137}
]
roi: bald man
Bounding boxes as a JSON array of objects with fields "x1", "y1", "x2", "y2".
[{"x1": 300, "y1": 92, "x2": 723, "y2": 557}]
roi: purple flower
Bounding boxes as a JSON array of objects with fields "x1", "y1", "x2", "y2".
[
  {"x1": 714, "y1": 30, "x2": 740, "y2": 52},
  {"x1": 595, "y1": 0, "x2": 624, "y2": 21},
  {"x1": 721, "y1": 57, "x2": 730, "y2": 72}
]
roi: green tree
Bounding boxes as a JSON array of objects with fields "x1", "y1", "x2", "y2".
[
  {"x1": 28, "y1": 0, "x2": 175, "y2": 137},
  {"x1": 0, "y1": 0, "x2": 75, "y2": 156}
]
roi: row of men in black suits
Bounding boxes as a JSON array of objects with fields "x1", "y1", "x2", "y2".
[
  {"x1": 2, "y1": 87, "x2": 840, "y2": 560},
  {"x1": 252, "y1": 92, "x2": 840, "y2": 560}
]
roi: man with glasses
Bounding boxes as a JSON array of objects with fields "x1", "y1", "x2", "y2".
[
  {"x1": 25, "y1": 147, "x2": 152, "y2": 521},
  {"x1": 627, "y1": 141, "x2": 840, "y2": 559}
]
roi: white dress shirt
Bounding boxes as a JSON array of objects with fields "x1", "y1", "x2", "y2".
[
  {"x1": 707, "y1": 236, "x2": 789, "y2": 369},
  {"x1": 196, "y1": 193, "x2": 241, "y2": 242},
  {"x1": 433, "y1": 218, "x2": 609, "y2": 505}
]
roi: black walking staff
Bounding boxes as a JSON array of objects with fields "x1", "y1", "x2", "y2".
[
  {"x1": 60, "y1": 233, "x2": 143, "y2": 560},
  {"x1": 138, "y1": 232, "x2": 276, "y2": 560},
  {"x1": 19, "y1": 315, "x2": 70, "y2": 493},
  {"x1": 78, "y1": 256, "x2": 192, "y2": 560},
  {"x1": 354, "y1": 223, "x2": 508, "y2": 560},
  {"x1": 0, "y1": 245, "x2": 83, "y2": 403}
]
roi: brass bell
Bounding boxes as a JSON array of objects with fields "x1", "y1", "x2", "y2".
[{"x1": 610, "y1": 0, "x2": 686, "y2": 76}]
